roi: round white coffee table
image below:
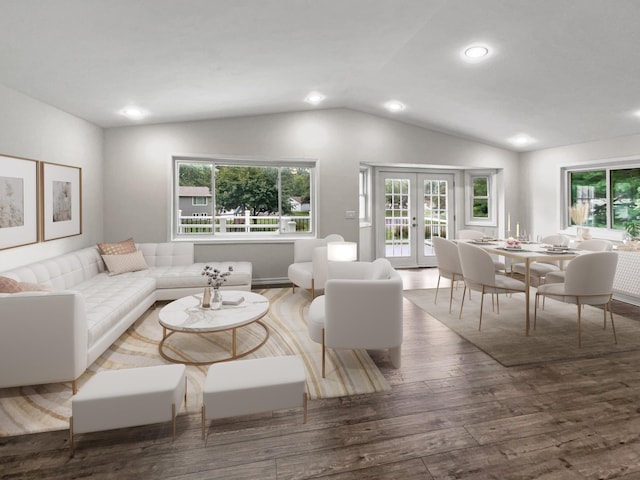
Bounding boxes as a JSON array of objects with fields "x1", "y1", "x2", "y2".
[{"x1": 158, "y1": 290, "x2": 270, "y2": 365}]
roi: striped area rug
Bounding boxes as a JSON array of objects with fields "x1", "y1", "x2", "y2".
[{"x1": 0, "y1": 288, "x2": 390, "y2": 437}]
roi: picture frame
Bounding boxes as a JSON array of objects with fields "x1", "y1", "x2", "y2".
[
  {"x1": 41, "y1": 162, "x2": 82, "y2": 241},
  {"x1": 0, "y1": 154, "x2": 40, "y2": 250}
]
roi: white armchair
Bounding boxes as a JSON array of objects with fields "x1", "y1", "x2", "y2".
[
  {"x1": 307, "y1": 258, "x2": 403, "y2": 377},
  {"x1": 288, "y1": 234, "x2": 344, "y2": 298}
]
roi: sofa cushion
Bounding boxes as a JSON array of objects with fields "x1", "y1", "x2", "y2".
[
  {"x1": 0, "y1": 246, "x2": 105, "y2": 290},
  {"x1": 74, "y1": 273, "x2": 156, "y2": 348},
  {"x1": 97, "y1": 238, "x2": 136, "y2": 256},
  {"x1": 137, "y1": 242, "x2": 194, "y2": 267},
  {"x1": 308, "y1": 296, "x2": 325, "y2": 344},
  {"x1": 18, "y1": 282, "x2": 53, "y2": 292},
  {"x1": 0, "y1": 276, "x2": 23, "y2": 293},
  {"x1": 150, "y1": 262, "x2": 252, "y2": 289},
  {"x1": 102, "y1": 251, "x2": 149, "y2": 276},
  {"x1": 369, "y1": 258, "x2": 393, "y2": 280}
]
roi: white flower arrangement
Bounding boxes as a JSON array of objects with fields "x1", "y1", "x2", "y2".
[{"x1": 201, "y1": 265, "x2": 233, "y2": 288}]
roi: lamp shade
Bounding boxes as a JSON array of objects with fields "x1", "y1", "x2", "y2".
[{"x1": 327, "y1": 241, "x2": 358, "y2": 262}]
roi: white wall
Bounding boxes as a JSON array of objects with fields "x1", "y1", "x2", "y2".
[
  {"x1": 0, "y1": 83, "x2": 103, "y2": 270},
  {"x1": 521, "y1": 134, "x2": 640, "y2": 238},
  {"x1": 104, "y1": 108, "x2": 519, "y2": 281}
]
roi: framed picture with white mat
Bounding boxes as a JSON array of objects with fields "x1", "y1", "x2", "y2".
[{"x1": 41, "y1": 161, "x2": 82, "y2": 241}]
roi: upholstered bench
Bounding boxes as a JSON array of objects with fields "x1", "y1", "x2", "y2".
[
  {"x1": 201, "y1": 356, "x2": 307, "y2": 440},
  {"x1": 70, "y1": 364, "x2": 187, "y2": 455}
]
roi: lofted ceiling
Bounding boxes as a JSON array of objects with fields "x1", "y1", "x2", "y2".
[{"x1": 1, "y1": 0, "x2": 640, "y2": 151}]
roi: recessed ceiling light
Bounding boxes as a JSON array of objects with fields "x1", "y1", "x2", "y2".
[
  {"x1": 508, "y1": 134, "x2": 536, "y2": 147},
  {"x1": 304, "y1": 91, "x2": 325, "y2": 106},
  {"x1": 461, "y1": 44, "x2": 491, "y2": 63},
  {"x1": 121, "y1": 106, "x2": 146, "y2": 120},
  {"x1": 465, "y1": 46, "x2": 489, "y2": 58},
  {"x1": 384, "y1": 100, "x2": 406, "y2": 113}
]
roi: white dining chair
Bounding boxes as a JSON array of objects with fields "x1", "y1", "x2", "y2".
[
  {"x1": 511, "y1": 234, "x2": 570, "y2": 285},
  {"x1": 457, "y1": 241, "x2": 527, "y2": 331},
  {"x1": 432, "y1": 236, "x2": 464, "y2": 313},
  {"x1": 457, "y1": 230, "x2": 485, "y2": 240},
  {"x1": 544, "y1": 239, "x2": 613, "y2": 284},
  {"x1": 534, "y1": 251, "x2": 618, "y2": 347},
  {"x1": 457, "y1": 229, "x2": 506, "y2": 272}
]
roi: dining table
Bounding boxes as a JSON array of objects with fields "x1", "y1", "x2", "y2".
[{"x1": 461, "y1": 239, "x2": 581, "y2": 335}]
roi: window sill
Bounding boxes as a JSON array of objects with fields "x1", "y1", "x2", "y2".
[{"x1": 559, "y1": 227, "x2": 625, "y2": 242}]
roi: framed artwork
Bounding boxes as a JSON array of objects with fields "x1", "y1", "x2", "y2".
[
  {"x1": 0, "y1": 154, "x2": 39, "y2": 250},
  {"x1": 41, "y1": 162, "x2": 82, "y2": 241}
]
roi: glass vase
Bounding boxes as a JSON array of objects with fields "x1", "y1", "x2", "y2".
[{"x1": 211, "y1": 287, "x2": 222, "y2": 310}]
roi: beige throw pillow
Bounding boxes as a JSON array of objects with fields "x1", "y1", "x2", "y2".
[
  {"x1": 97, "y1": 238, "x2": 136, "y2": 256},
  {"x1": 102, "y1": 250, "x2": 149, "y2": 276}
]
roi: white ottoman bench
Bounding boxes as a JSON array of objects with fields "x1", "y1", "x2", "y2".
[
  {"x1": 70, "y1": 364, "x2": 187, "y2": 455},
  {"x1": 202, "y1": 356, "x2": 307, "y2": 440}
]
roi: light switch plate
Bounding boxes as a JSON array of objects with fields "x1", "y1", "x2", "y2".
[{"x1": 345, "y1": 210, "x2": 356, "y2": 219}]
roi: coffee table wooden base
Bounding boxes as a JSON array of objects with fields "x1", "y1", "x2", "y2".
[{"x1": 159, "y1": 320, "x2": 270, "y2": 366}]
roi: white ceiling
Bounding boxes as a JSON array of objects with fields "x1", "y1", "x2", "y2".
[{"x1": 2, "y1": 0, "x2": 640, "y2": 151}]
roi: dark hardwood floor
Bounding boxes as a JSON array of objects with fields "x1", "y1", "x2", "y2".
[{"x1": 2, "y1": 267, "x2": 640, "y2": 479}]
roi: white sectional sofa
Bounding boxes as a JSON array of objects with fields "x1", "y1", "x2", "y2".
[{"x1": 0, "y1": 242, "x2": 252, "y2": 393}]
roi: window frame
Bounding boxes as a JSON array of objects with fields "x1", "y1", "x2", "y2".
[
  {"x1": 464, "y1": 169, "x2": 497, "y2": 226},
  {"x1": 359, "y1": 166, "x2": 372, "y2": 226},
  {"x1": 563, "y1": 159, "x2": 640, "y2": 234},
  {"x1": 171, "y1": 155, "x2": 317, "y2": 242},
  {"x1": 191, "y1": 196, "x2": 208, "y2": 206}
]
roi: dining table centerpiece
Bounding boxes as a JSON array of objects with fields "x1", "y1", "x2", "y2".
[
  {"x1": 569, "y1": 201, "x2": 590, "y2": 241},
  {"x1": 201, "y1": 265, "x2": 233, "y2": 309}
]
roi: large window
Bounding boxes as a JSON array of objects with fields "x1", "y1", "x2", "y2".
[
  {"x1": 173, "y1": 157, "x2": 315, "y2": 239},
  {"x1": 567, "y1": 165, "x2": 640, "y2": 230}
]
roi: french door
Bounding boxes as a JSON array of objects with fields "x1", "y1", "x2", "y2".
[{"x1": 376, "y1": 171, "x2": 454, "y2": 268}]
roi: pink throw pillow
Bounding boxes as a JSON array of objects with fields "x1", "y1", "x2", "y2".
[{"x1": 0, "y1": 276, "x2": 24, "y2": 293}]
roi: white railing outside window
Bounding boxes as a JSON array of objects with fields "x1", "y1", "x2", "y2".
[{"x1": 177, "y1": 210, "x2": 311, "y2": 235}]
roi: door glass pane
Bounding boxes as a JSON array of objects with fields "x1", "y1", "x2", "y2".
[
  {"x1": 424, "y1": 178, "x2": 448, "y2": 256},
  {"x1": 385, "y1": 178, "x2": 410, "y2": 257}
]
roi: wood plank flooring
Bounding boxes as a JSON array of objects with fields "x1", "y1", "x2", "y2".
[{"x1": 2, "y1": 267, "x2": 640, "y2": 479}]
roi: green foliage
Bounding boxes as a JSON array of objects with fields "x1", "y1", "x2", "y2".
[
  {"x1": 215, "y1": 166, "x2": 279, "y2": 216},
  {"x1": 179, "y1": 163, "x2": 211, "y2": 188},
  {"x1": 611, "y1": 168, "x2": 640, "y2": 229},
  {"x1": 625, "y1": 220, "x2": 640, "y2": 238},
  {"x1": 473, "y1": 199, "x2": 489, "y2": 218},
  {"x1": 280, "y1": 167, "x2": 311, "y2": 210},
  {"x1": 214, "y1": 166, "x2": 311, "y2": 217},
  {"x1": 472, "y1": 177, "x2": 488, "y2": 196}
]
